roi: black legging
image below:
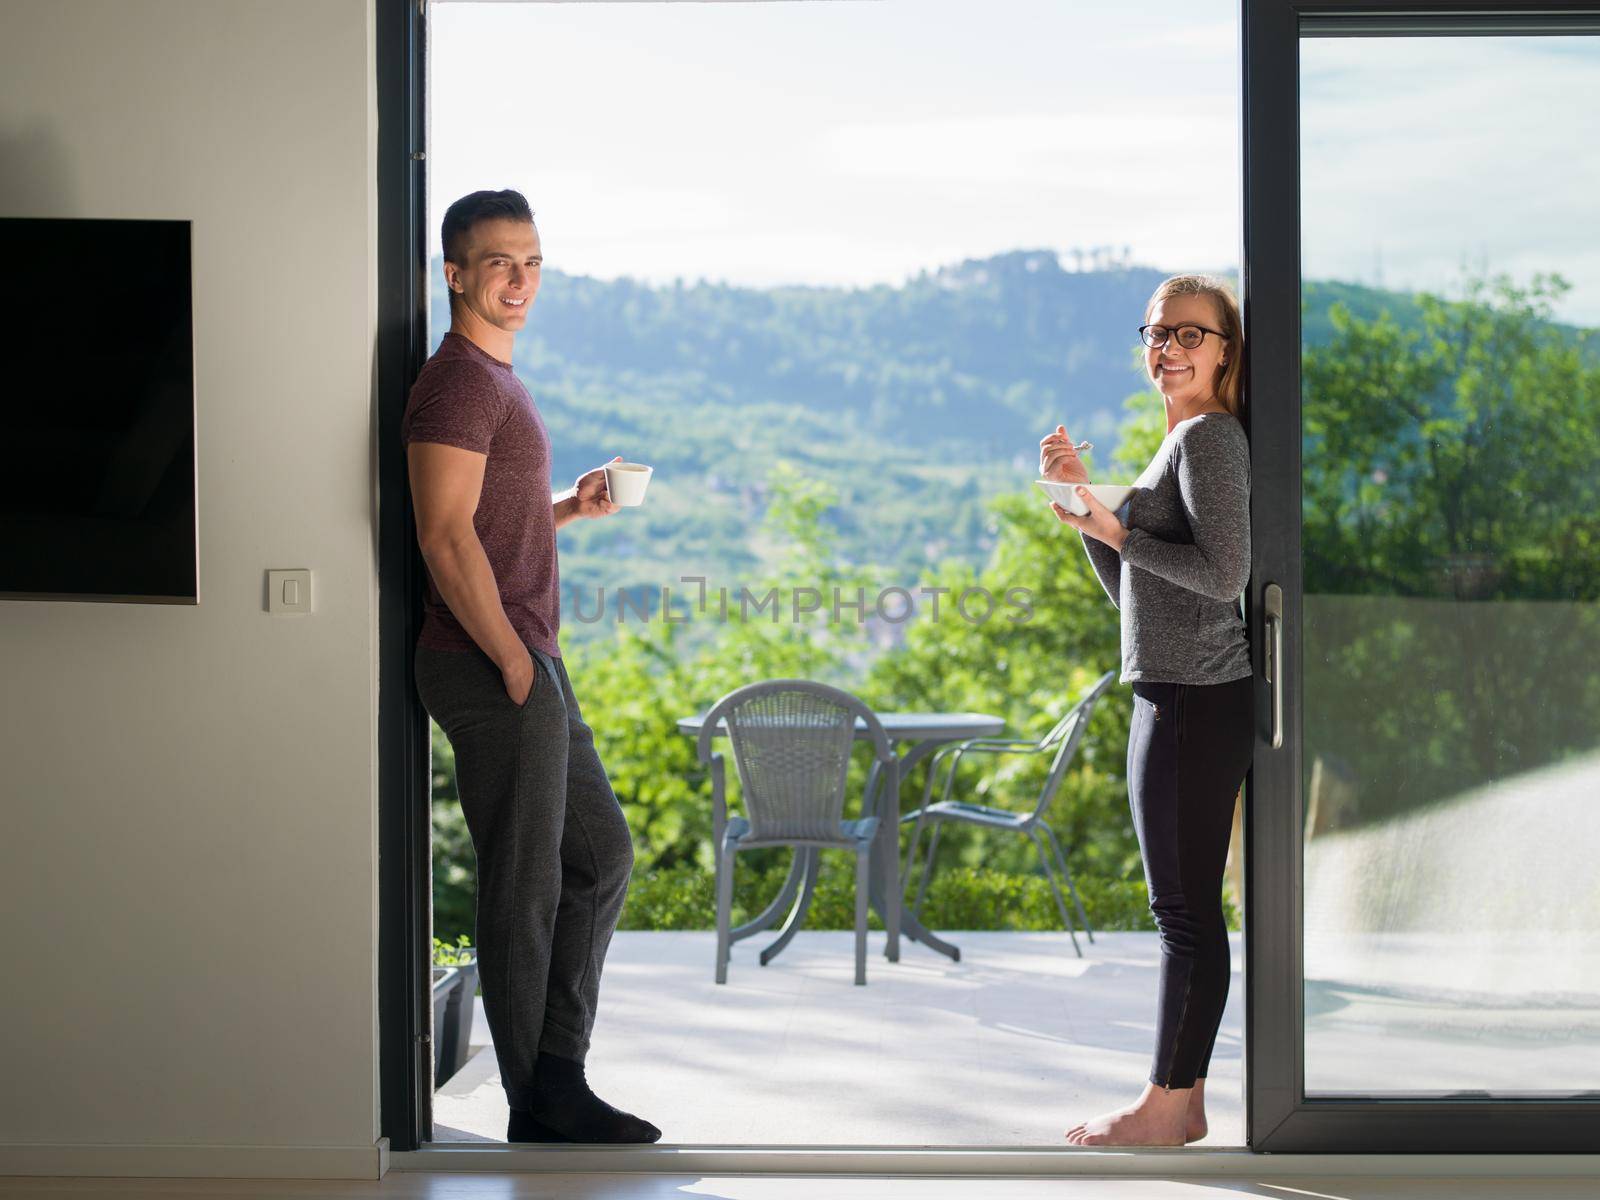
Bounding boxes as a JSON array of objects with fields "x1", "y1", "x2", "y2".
[{"x1": 1127, "y1": 675, "x2": 1254, "y2": 1090}]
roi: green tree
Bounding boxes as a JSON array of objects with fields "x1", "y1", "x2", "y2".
[
  {"x1": 1300, "y1": 271, "x2": 1600, "y2": 827},
  {"x1": 430, "y1": 721, "x2": 475, "y2": 944},
  {"x1": 863, "y1": 395, "x2": 1164, "y2": 885},
  {"x1": 430, "y1": 434, "x2": 1171, "y2": 935},
  {"x1": 431, "y1": 268, "x2": 1600, "y2": 937}
]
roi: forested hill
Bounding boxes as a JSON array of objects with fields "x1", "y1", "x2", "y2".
[
  {"x1": 421, "y1": 251, "x2": 1558, "y2": 616},
  {"x1": 424, "y1": 253, "x2": 1469, "y2": 474},
  {"x1": 430, "y1": 252, "x2": 1237, "y2": 476}
]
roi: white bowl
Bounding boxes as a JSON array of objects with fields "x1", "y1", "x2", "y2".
[{"x1": 1035, "y1": 479, "x2": 1134, "y2": 517}]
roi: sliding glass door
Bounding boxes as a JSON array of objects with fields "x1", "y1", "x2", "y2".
[
  {"x1": 1243, "y1": 0, "x2": 1600, "y2": 1152},
  {"x1": 381, "y1": 0, "x2": 1600, "y2": 1156}
]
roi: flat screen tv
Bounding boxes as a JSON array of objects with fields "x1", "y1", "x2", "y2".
[{"x1": 0, "y1": 218, "x2": 197, "y2": 603}]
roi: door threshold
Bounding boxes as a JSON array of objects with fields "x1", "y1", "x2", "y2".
[{"x1": 392, "y1": 1144, "x2": 1600, "y2": 1177}]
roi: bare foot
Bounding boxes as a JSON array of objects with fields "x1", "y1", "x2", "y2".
[
  {"x1": 1186, "y1": 1079, "x2": 1208, "y2": 1144},
  {"x1": 1064, "y1": 1083, "x2": 1189, "y2": 1147}
]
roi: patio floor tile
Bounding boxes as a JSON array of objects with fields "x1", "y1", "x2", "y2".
[{"x1": 433, "y1": 930, "x2": 1244, "y2": 1147}]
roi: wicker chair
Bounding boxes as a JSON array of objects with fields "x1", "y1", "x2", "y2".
[{"x1": 697, "y1": 680, "x2": 897, "y2": 985}]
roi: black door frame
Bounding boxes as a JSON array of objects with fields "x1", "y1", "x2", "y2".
[
  {"x1": 1241, "y1": 0, "x2": 1600, "y2": 1154},
  {"x1": 377, "y1": 0, "x2": 432, "y2": 1154}
]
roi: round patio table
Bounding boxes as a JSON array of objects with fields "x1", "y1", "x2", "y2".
[{"x1": 677, "y1": 710, "x2": 1005, "y2": 965}]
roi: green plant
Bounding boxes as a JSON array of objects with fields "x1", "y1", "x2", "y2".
[{"x1": 432, "y1": 934, "x2": 476, "y2": 967}]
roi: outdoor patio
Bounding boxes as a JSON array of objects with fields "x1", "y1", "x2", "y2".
[{"x1": 433, "y1": 929, "x2": 1245, "y2": 1147}]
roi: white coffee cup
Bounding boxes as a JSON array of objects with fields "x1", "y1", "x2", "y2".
[{"x1": 603, "y1": 461, "x2": 653, "y2": 507}]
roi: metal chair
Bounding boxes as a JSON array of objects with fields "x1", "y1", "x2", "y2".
[
  {"x1": 697, "y1": 680, "x2": 898, "y2": 986},
  {"x1": 899, "y1": 670, "x2": 1117, "y2": 957}
]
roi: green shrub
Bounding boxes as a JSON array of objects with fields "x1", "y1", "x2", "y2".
[
  {"x1": 617, "y1": 864, "x2": 716, "y2": 932},
  {"x1": 618, "y1": 860, "x2": 1238, "y2": 934}
]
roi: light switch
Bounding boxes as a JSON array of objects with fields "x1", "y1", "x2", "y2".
[{"x1": 267, "y1": 569, "x2": 312, "y2": 615}]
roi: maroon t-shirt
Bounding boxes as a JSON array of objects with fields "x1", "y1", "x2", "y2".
[{"x1": 401, "y1": 332, "x2": 561, "y2": 658}]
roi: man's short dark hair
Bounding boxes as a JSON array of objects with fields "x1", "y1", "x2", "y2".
[{"x1": 441, "y1": 189, "x2": 535, "y2": 265}]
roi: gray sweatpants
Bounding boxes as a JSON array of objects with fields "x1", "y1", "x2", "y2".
[{"x1": 414, "y1": 644, "x2": 634, "y2": 1110}]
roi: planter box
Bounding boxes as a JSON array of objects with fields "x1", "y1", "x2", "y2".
[
  {"x1": 436, "y1": 957, "x2": 478, "y2": 1086},
  {"x1": 430, "y1": 967, "x2": 459, "y2": 1083}
]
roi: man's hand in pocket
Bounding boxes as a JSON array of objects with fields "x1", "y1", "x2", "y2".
[{"x1": 502, "y1": 649, "x2": 535, "y2": 706}]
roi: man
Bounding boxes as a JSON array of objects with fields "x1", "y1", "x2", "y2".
[{"x1": 403, "y1": 189, "x2": 658, "y2": 1145}]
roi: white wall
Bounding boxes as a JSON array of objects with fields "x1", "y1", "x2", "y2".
[{"x1": 0, "y1": 0, "x2": 382, "y2": 1177}]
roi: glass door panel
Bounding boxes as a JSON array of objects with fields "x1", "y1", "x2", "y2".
[{"x1": 1298, "y1": 33, "x2": 1600, "y2": 1099}]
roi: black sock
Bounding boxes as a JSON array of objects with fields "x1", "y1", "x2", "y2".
[
  {"x1": 522, "y1": 1051, "x2": 661, "y2": 1144},
  {"x1": 506, "y1": 1108, "x2": 571, "y2": 1144}
]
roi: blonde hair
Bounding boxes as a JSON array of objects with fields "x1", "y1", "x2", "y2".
[{"x1": 1145, "y1": 275, "x2": 1245, "y2": 420}]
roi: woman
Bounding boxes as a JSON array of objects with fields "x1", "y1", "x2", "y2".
[{"x1": 1041, "y1": 274, "x2": 1253, "y2": 1147}]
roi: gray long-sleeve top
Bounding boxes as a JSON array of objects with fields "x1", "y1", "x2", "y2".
[{"x1": 1080, "y1": 411, "x2": 1252, "y2": 685}]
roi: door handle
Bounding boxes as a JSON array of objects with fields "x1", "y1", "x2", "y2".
[{"x1": 1264, "y1": 582, "x2": 1284, "y2": 750}]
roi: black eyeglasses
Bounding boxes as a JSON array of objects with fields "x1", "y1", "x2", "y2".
[{"x1": 1139, "y1": 323, "x2": 1227, "y2": 349}]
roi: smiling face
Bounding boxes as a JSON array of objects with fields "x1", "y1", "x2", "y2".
[
  {"x1": 1144, "y1": 294, "x2": 1229, "y2": 408},
  {"x1": 443, "y1": 217, "x2": 542, "y2": 337}
]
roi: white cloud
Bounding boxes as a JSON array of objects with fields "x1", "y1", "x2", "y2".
[
  {"x1": 821, "y1": 110, "x2": 1202, "y2": 184},
  {"x1": 428, "y1": 5, "x2": 1599, "y2": 324},
  {"x1": 429, "y1": 0, "x2": 1243, "y2": 285},
  {"x1": 1301, "y1": 36, "x2": 1600, "y2": 323}
]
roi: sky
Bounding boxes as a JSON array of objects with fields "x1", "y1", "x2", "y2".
[
  {"x1": 430, "y1": 2, "x2": 1600, "y2": 325},
  {"x1": 1302, "y1": 35, "x2": 1600, "y2": 326}
]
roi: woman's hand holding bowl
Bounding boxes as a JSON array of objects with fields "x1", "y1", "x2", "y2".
[{"x1": 1053, "y1": 485, "x2": 1128, "y2": 551}]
